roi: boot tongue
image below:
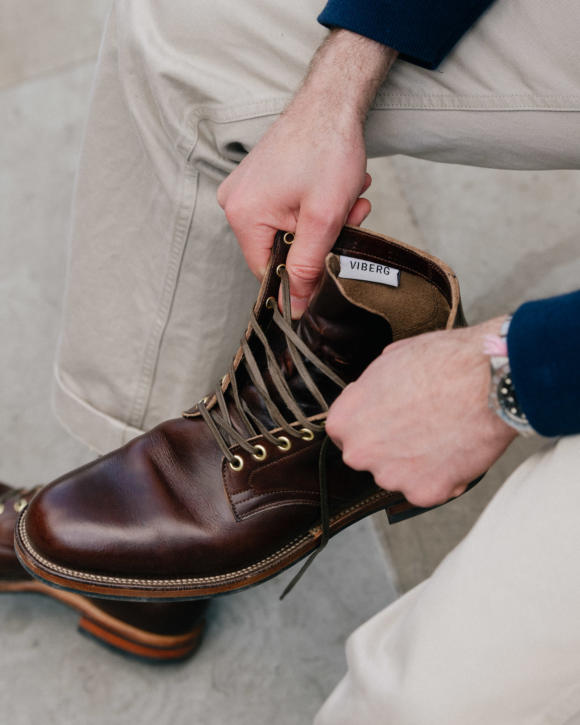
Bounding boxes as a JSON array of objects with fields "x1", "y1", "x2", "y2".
[
  {"x1": 208, "y1": 254, "x2": 394, "y2": 435},
  {"x1": 236, "y1": 255, "x2": 393, "y2": 428},
  {"x1": 296, "y1": 254, "x2": 393, "y2": 384}
]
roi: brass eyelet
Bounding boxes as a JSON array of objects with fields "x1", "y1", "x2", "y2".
[
  {"x1": 0, "y1": 503, "x2": 4, "y2": 515},
  {"x1": 252, "y1": 444, "x2": 267, "y2": 461},
  {"x1": 276, "y1": 264, "x2": 286, "y2": 277},
  {"x1": 13, "y1": 498, "x2": 28, "y2": 513},
  {"x1": 276, "y1": 435, "x2": 291, "y2": 452},
  {"x1": 229, "y1": 455, "x2": 244, "y2": 472},
  {"x1": 283, "y1": 232, "x2": 294, "y2": 245},
  {"x1": 299, "y1": 427, "x2": 315, "y2": 441},
  {"x1": 265, "y1": 296, "x2": 276, "y2": 310}
]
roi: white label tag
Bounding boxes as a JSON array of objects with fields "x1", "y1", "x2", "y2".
[{"x1": 338, "y1": 255, "x2": 400, "y2": 287}]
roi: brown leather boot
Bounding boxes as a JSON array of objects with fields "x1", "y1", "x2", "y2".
[
  {"x1": 0, "y1": 484, "x2": 208, "y2": 660},
  {"x1": 16, "y1": 226, "x2": 473, "y2": 601}
]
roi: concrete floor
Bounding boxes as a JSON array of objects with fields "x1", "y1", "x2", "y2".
[{"x1": 1, "y1": 3, "x2": 580, "y2": 723}]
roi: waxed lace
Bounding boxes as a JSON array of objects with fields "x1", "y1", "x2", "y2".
[
  {"x1": 195, "y1": 266, "x2": 346, "y2": 463},
  {"x1": 194, "y1": 266, "x2": 346, "y2": 597}
]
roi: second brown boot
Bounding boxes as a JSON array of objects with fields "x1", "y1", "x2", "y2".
[
  {"x1": 16, "y1": 227, "x2": 474, "y2": 601},
  {"x1": 0, "y1": 483, "x2": 208, "y2": 660}
]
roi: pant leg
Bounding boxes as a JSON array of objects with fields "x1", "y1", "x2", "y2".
[
  {"x1": 55, "y1": 0, "x2": 580, "y2": 454},
  {"x1": 314, "y1": 434, "x2": 580, "y2": 725},
  {"x1": 54, "y1": 0, "x2": 328, "y2": 453}
]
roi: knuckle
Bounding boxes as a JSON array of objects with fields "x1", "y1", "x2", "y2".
[
  {"x1": 325, "y1": 407, "x2": 347, "y2": 443},
  {"x1": 302, "y1": 208, "x2": 341, "y2": 233},
  {"x1": 324, "y1": 411, "x2": 339, "y2": 439},
  {"x1": 216, "y1": 184, "x2": 227, "y2": 208},
  {"x1": 287, "y1": 261, "x2": 322, "y2": 283},
  {"x1": 405, "y1": 488, "x2": 446, "y2": 509},
  {"x1": 341, "y1": 446, "x2": 366, "y2": 472},
  {"x1": 374, "y1": 471, "x2": 392, "y2": 492},
  {"x1": 222, "y1": 196, "x2": 248, "y2": 226}
]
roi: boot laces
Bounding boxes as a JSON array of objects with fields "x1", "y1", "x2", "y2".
[
  {"x1": 193, "y1": 267, "x2": 346, "y2": 597},
  {"x1": 195, "y1": 266, "x2": 345, "y2": 464}
]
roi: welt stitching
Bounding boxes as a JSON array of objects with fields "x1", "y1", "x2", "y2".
[{"x1": 17, "y1": 491, "x2": 389, "y2": 587}]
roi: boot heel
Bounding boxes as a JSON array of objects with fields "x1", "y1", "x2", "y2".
[{"x1": 77, "y1": 615, "x2": 203, "y2": 663}]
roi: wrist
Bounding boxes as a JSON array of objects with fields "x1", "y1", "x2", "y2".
[
  {"x1": 299, "y1": 29, "x2": 397, "y2": 122},
  {"x1": 483, "y1": 315, "x2": 536, "y2": 437}
]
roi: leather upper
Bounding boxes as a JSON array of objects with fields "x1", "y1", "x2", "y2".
[{"x1": 21, "y1": 227, "x2": 463, "y2": 585}]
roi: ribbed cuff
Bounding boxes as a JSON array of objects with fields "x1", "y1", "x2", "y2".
[
  {"x1": 318, "y1": 0, "x2": 495, "y2": 69},
  {"x1": 508, "y1": 290, "x2": 580, "y2": 437}
]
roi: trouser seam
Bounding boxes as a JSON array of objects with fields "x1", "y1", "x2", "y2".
[{"x1": 126, "y1": 154, "x2": 200, "y2": 430}]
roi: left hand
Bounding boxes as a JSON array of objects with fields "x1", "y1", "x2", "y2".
[
  {"x1": 217, "y1": 30, "x2": 397, "y2": 318},
  {"x1": 325, "y1": 318, "x2": 518, "y2": 508}
]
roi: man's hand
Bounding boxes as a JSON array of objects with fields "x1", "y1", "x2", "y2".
[
  {"x1": 218, "y1": 30, "x2": 397, "y2": 317},
  {"x1": 326, "y1": 318, "x2": 518, "y2": 508}
]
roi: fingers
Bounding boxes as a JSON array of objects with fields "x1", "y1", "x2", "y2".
[
  {"x1": 361, "y1": 173, "x2": 372, "y2": 194},
  {"x1": 232, "y1": 221, "x2": 279, "y2": 281},
  {"x1": 346, "y1": 197, "x2": 371, "y2": 227},
  {"x1": 284, "y1": 203, "x2": 347, "y2": 318},
  {"x1": 284, "y1": 175, "x2": 373, "y2": 318},
  {"x1": 219, "y1": 167, "x2": 373, "y2": 296},
  {"x1": 218, "y1": 178, "x2": 288, "y2": 280}
]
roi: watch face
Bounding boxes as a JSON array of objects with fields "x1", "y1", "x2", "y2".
[{"x1": 498, "y1": 373, "x2": 528, "y2": 424}]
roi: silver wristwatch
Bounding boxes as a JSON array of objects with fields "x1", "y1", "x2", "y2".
[{"x1": 487, "y1": 317, "x2": 535, "y2": 437}]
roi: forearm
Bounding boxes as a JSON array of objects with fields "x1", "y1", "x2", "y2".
[
  {"x1": 318, "y1": 0, "x2": 496, "y2": 69},
  {"x1": 218, "y1": 29, "x2": 398, "y2": 316},
  {"x1": 295, "y1": 29, "x2": 398, "y2": 123}
]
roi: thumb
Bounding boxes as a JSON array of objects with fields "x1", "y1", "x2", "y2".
[{"x1": 284, "y1": 205, "x2": 345, "y2": 318}]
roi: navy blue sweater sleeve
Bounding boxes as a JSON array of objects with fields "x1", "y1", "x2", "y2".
[
  {"x1": 318, "y1": 0, "x2": 495, "y2": 69},
  {"x1": 508, "y1": 290, "x2": 580, "y2": 437}
]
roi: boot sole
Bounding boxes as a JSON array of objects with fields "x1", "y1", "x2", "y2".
[
  {"x1": 14, "y1": 488, "x2": 457, "y2": 602},
  {"x1": 0, "y1": 579, "x2": 205, "y2": 661}
]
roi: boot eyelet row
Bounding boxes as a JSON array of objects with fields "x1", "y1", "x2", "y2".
[
  {"x1": 283, "y1": 232, "x2": 294, "y2": 245},
  {"x1": 252, "y1": 444, "x2": 267, "y2": 461},
  {"x1": 229, "y1": 455, "x2": 244, "y2": 472},
  {"x1": 13, "y1": 498, "x2": 28, "y2": 513},
  {"x1": 229, "y1": 428, "x2": 316, "y2": 472},
  {"x1": 276, "y1": 436, "x2": 291, "y2": 452},
  {"x1": 0, "y1": 498, "x2": 28, "y2": 515}
]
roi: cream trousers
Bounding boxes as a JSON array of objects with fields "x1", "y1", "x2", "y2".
[
  {"x1": 54, "y1": 1, "x2": 580, "y2": 722},
  {"x1": 315, "y1": 434, "x2": 580, "y2": 725}
]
